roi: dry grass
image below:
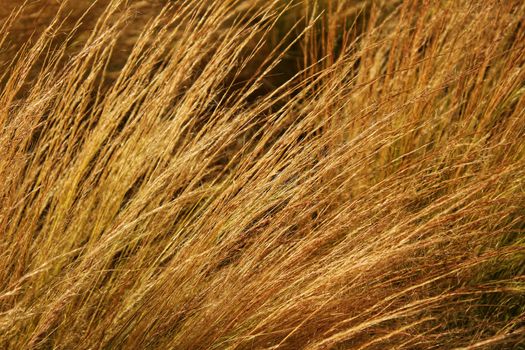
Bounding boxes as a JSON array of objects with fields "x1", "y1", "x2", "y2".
[{"x1": 0, "y1": 0, "x2": 524, "y2": 349}]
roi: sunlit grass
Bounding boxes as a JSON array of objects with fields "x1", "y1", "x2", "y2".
[{"x1": 0, "y1": 0, "x2": 524, "y2": 348}]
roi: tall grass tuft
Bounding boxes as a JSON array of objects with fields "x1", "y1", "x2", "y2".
[{"x1": 0, "y1": 0, "x2": 524, "y2": 348}]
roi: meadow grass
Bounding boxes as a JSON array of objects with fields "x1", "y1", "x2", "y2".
[{"x1": 0, "y1": 0, "x2": 524, "y2": 348}]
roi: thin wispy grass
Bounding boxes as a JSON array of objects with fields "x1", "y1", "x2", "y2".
[{"x1": 0, "y1": 0, "x2": 524, "y2": 349}]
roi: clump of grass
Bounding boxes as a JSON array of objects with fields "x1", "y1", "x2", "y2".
[{"x1": 0, "y1": 0, "x2": 524, "y2": 349}]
